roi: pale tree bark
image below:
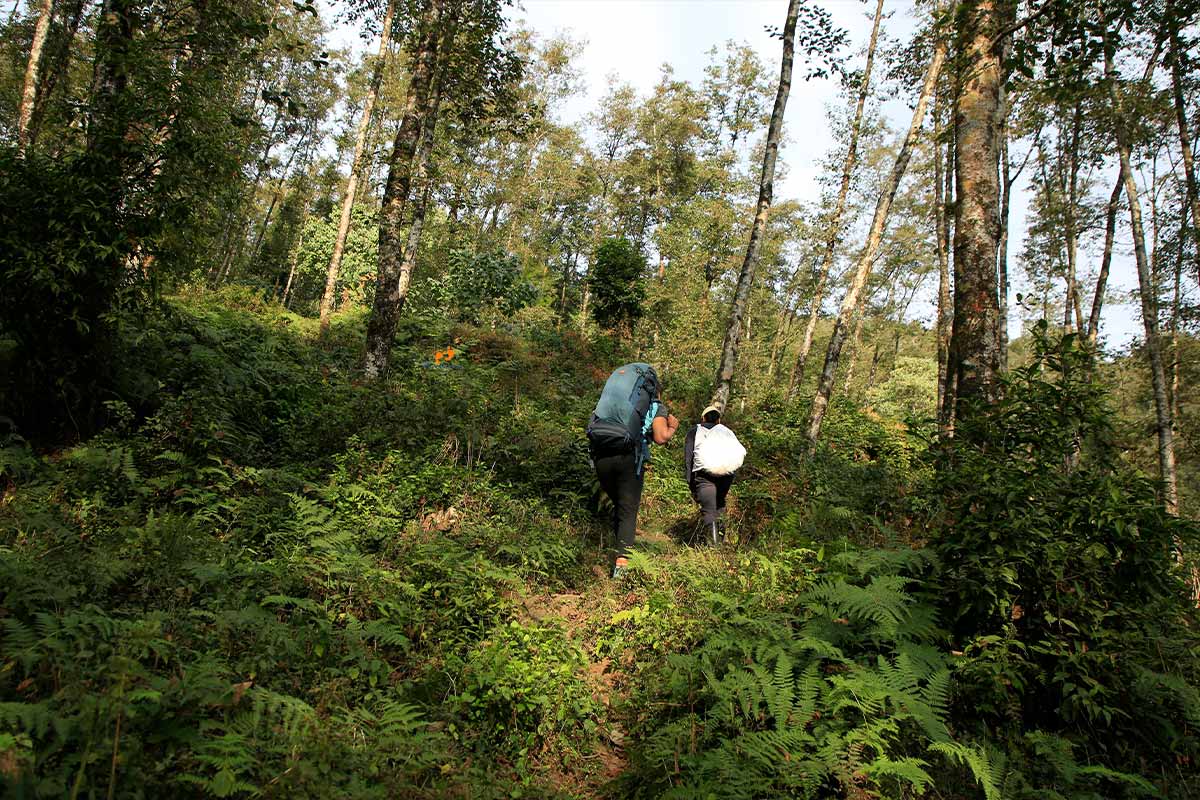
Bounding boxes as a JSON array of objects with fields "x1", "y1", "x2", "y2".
[
  {"x1": 1086, "y1": 37, "x2": 1162, "y2": 348},
  {"x1": 935, "y1": 120, "x2": 953, "y2": 431},
  {"x1": 389, "y1": 69, "x2": 446, "y2": 318},
  {"x1": 943, "y1": 0, "x2": 1013, "y2": 419},
  {"x1": 841, "y1": 306, "x2": 867, "y2": 393},
  {"x1": 25, "y1": 0, "x2": 85, "y2": 151},
  {"x1": 1169, "y1": 14, "x2": 1200, "y2": 279},
  {"x1": 787, "y1": 0, "x2": 885, "y2": 399},
  {"x1": 16, "y1": 0, "x2": 54, "y2": 154},
  {"x1": 806, "y1": 37, "x2": 947, "y2": 445},
  {"x1": 364, "y1": 0, "x2": 444, "y2": 379},
  {"x1": 709, "y1": 0, "x2": 799, "y2": 410},
  {"x1": 281, "y1": 212, "x2": 306, "y2": 308},
  {"x1": 1086, "y1": 177, "x2": 1123, "y2": 346},
  {"x1": 1104, "y1": 28, "x2": 1178, "y2": 514},
  {"x1": 320, "y1": 0, "x2": 395, "y2": 335}
]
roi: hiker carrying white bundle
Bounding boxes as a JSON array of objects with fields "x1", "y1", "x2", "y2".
[{"x1": 683, "y1": 404, "x2": 745, "y2": 546}]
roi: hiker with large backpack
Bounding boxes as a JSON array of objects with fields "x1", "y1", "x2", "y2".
[
  {"x1": 587, "y1": 363, "x2": 679, "y2": 578},
  {"x1": 683, "y1": 404, "x2": 745, "y2": 546}
]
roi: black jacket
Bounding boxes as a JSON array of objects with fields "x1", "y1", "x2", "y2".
[{"x1": 684, "y1": 422, "x2": 722, "y2": 485}]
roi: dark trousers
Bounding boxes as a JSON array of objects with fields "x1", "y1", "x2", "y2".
[
  {"x1": 594, "y1": 452, "x2": 644, "y2": 560},
  {"x1": 690, "y1": 471, "x2": 733, "y2": 526}
]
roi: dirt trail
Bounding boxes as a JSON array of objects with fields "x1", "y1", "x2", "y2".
[{"x1": 517, "y1": 522, "x2": 689, "y2": 796}]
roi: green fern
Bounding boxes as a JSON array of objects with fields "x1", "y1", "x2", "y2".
[{"x1": 929, "y1": 740, "x2": 1003, "y2": 800}]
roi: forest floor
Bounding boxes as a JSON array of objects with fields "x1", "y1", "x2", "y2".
[{"x1": 517, "y1": 516, "x2": 711, "y2": 796}]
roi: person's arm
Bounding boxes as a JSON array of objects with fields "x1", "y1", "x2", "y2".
[
  {"x1": 683, "y1": 425, "x2": 696, "y2": 480},
  {"x1": 651, "y1": 412, "x2": 679, "y2": 445}
]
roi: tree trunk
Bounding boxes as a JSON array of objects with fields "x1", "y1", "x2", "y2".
[
  {"x1": 1105, "y1": 29, "x2": 1178, "y2": 514},
  {"x1": 806, "y1": 37, "x2": 946, "y2": 446},
  {"x1": 249, "y1": 130, "x2": 309, "y2": 266},
  {"x1": 997, "y1": 117, "x2": 1010, "y2": 370},
  {"x1": 389, "y1": 72, "x2": 446, "y2": 322},
  {"x1": 282, "y1": 218, "x2": 305, "y2": 308},
  {"x1": 936, "y1": 121, "x2": 954, "y2": 433},
  {"x1": 17, "y1": 0, "x2": 55, "y2": 154},
  {"x1": 709, "y1": 0, "x2": 799, "y2": 410},
  {"x1": 1086, "y1": 177, "x2": 1123, "y2": 346},
  {"x1": 28, "y1": 0, "x2": 85, "y2": 145},
  {"x1": 867, "y1": 339, "x2": 882, "y2": 389},
  {"x1": 1063, "y1": 101, "x2": 1085, "y2": 333},
  {"x1": 87, "y1": 0, "x2": 135, "y2": 157},
  {"x1": 1171, "y1": 214, "x2": 1183, "y2": 426},
  {"x1": 364, "y1": 0, "x2": 445, "y2": 380},
  {"x1": 943, "y1": 0, "x2": 1013, "y2": 419},
  {"x1": 787, "y1": 0, "x2": 885, "y2": 399},
  {"x1": 1169, "y1": 16, "x2": 1200, "y2": 281},
  {"x1": 320, "y1": 0, "x2": 395, "y2": 335},
  {"x1": 841, "y1": 306, "x2": 866, "y2": 394}
]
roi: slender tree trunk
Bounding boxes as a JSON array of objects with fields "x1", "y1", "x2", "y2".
[
  {"x1": 25, "y1": 0, "x2": 85, "y2": 152},
  {"x1": 1086, "y1": 177, "x2": 1123, "y2": 346},
  {"x1": 841, "y1": 308, "x2": 866, "y2": 394},
  {"x1": 389, "y1": 72, "x2": 446, "y2": 320},
  {"x1": 806, "y1": 37, "x2": 947, "y2": 445},
  {"x1": 1171, "y1": 215, "x2": 1183, "y2": 426},
  {"x1": 1105, "y1": 29, "x2": 1178, "y2": 514},
  {"x1": 997, "y1": 118, "x2": 1011, "y2": 370},
  {"x1": 320, "y1": 0, "x2": 395, "y2": 335},
  {"x1": 282, "y1": 221, "x2": 304, "y2": 308},
  {"x1": 709, "y1": 0, "x2": 799, "y2": 410},
  {"x1": 364, "y1": 0, "x2": 444, "y2": 379},
  {"x1": 249, "y1": 131, "x2": 308, "y2": 266},
  {"x1": 787, "y1": 0, "x2": 885, "y2": 399},
  {"x1": 1064, "y1": 102, "x2": 1085, "y2": 333},
  {"x1": 943, "y1": 0, "x2": 1013, "y2": 419},
  {"x1": 936, "y1": 122, "x2": 953, "y2": 432},
  {"x1": 87, "y1": 0, "x2": 134, "y2": 157},
  {"x1": 16, "y1": 0, "x2": 54, "y2": 154},
  {"x1": 1169, "y1": 13, "x2": 1200, "y2": 279},
  {"x1": 867, "y1": 339, "x2": 882, "y2": 388}
]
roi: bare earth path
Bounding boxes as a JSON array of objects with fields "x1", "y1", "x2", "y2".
[{"x1": 517, "y1": 521, "x2": 691, "y2": 797}]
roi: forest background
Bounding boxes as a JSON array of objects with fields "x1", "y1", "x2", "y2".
[{"x1": 2, "y1": 0, "x2": 1200, "y2": 797}]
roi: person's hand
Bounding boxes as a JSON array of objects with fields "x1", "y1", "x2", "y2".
[{"x1": 651, "y1": 413, "x2": 680, "y2": 444}]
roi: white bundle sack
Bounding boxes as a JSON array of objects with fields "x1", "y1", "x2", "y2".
[{"x1": 693, "y1": 423, "x2": 746, "y2": 476}]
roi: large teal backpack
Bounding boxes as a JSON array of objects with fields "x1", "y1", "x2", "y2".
[{"x1": 586, "y1": 363, "x2": 661, "y2": 473}]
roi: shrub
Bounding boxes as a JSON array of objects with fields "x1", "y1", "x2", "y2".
[
  {"x1": 928, "y1": 325, "x2": 1200, "y2": 797},
  {"x1": 612, "y1": 545, "x2": 1000, "y2": 799},
  {"x1": 452, "y1": 621, "x2": 599, "y2": 770}
]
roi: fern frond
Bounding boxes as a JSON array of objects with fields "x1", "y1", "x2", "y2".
[
  {"x1": 930, "y1": 741, "x2": 1002, "y2": 800},
  {"x1": 862, "y1": 756, "x2": 934, "y2": 789}
]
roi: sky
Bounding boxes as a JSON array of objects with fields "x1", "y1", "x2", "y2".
[{"x1": 328, "y1": 0, "x2": 1148, "y2": 348}]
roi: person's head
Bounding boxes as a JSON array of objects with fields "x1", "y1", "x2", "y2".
[{"x1": 701, "y1": 404, "x2": 721, "y2": 424}]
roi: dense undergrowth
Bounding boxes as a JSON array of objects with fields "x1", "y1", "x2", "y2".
[{"x1": 2, "y1": 291, "x2": 1199, "y2": 799}]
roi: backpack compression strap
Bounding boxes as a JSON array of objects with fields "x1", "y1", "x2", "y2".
[{"x1": 635, "y1": 399, "x2": 661, "y2": 476}]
